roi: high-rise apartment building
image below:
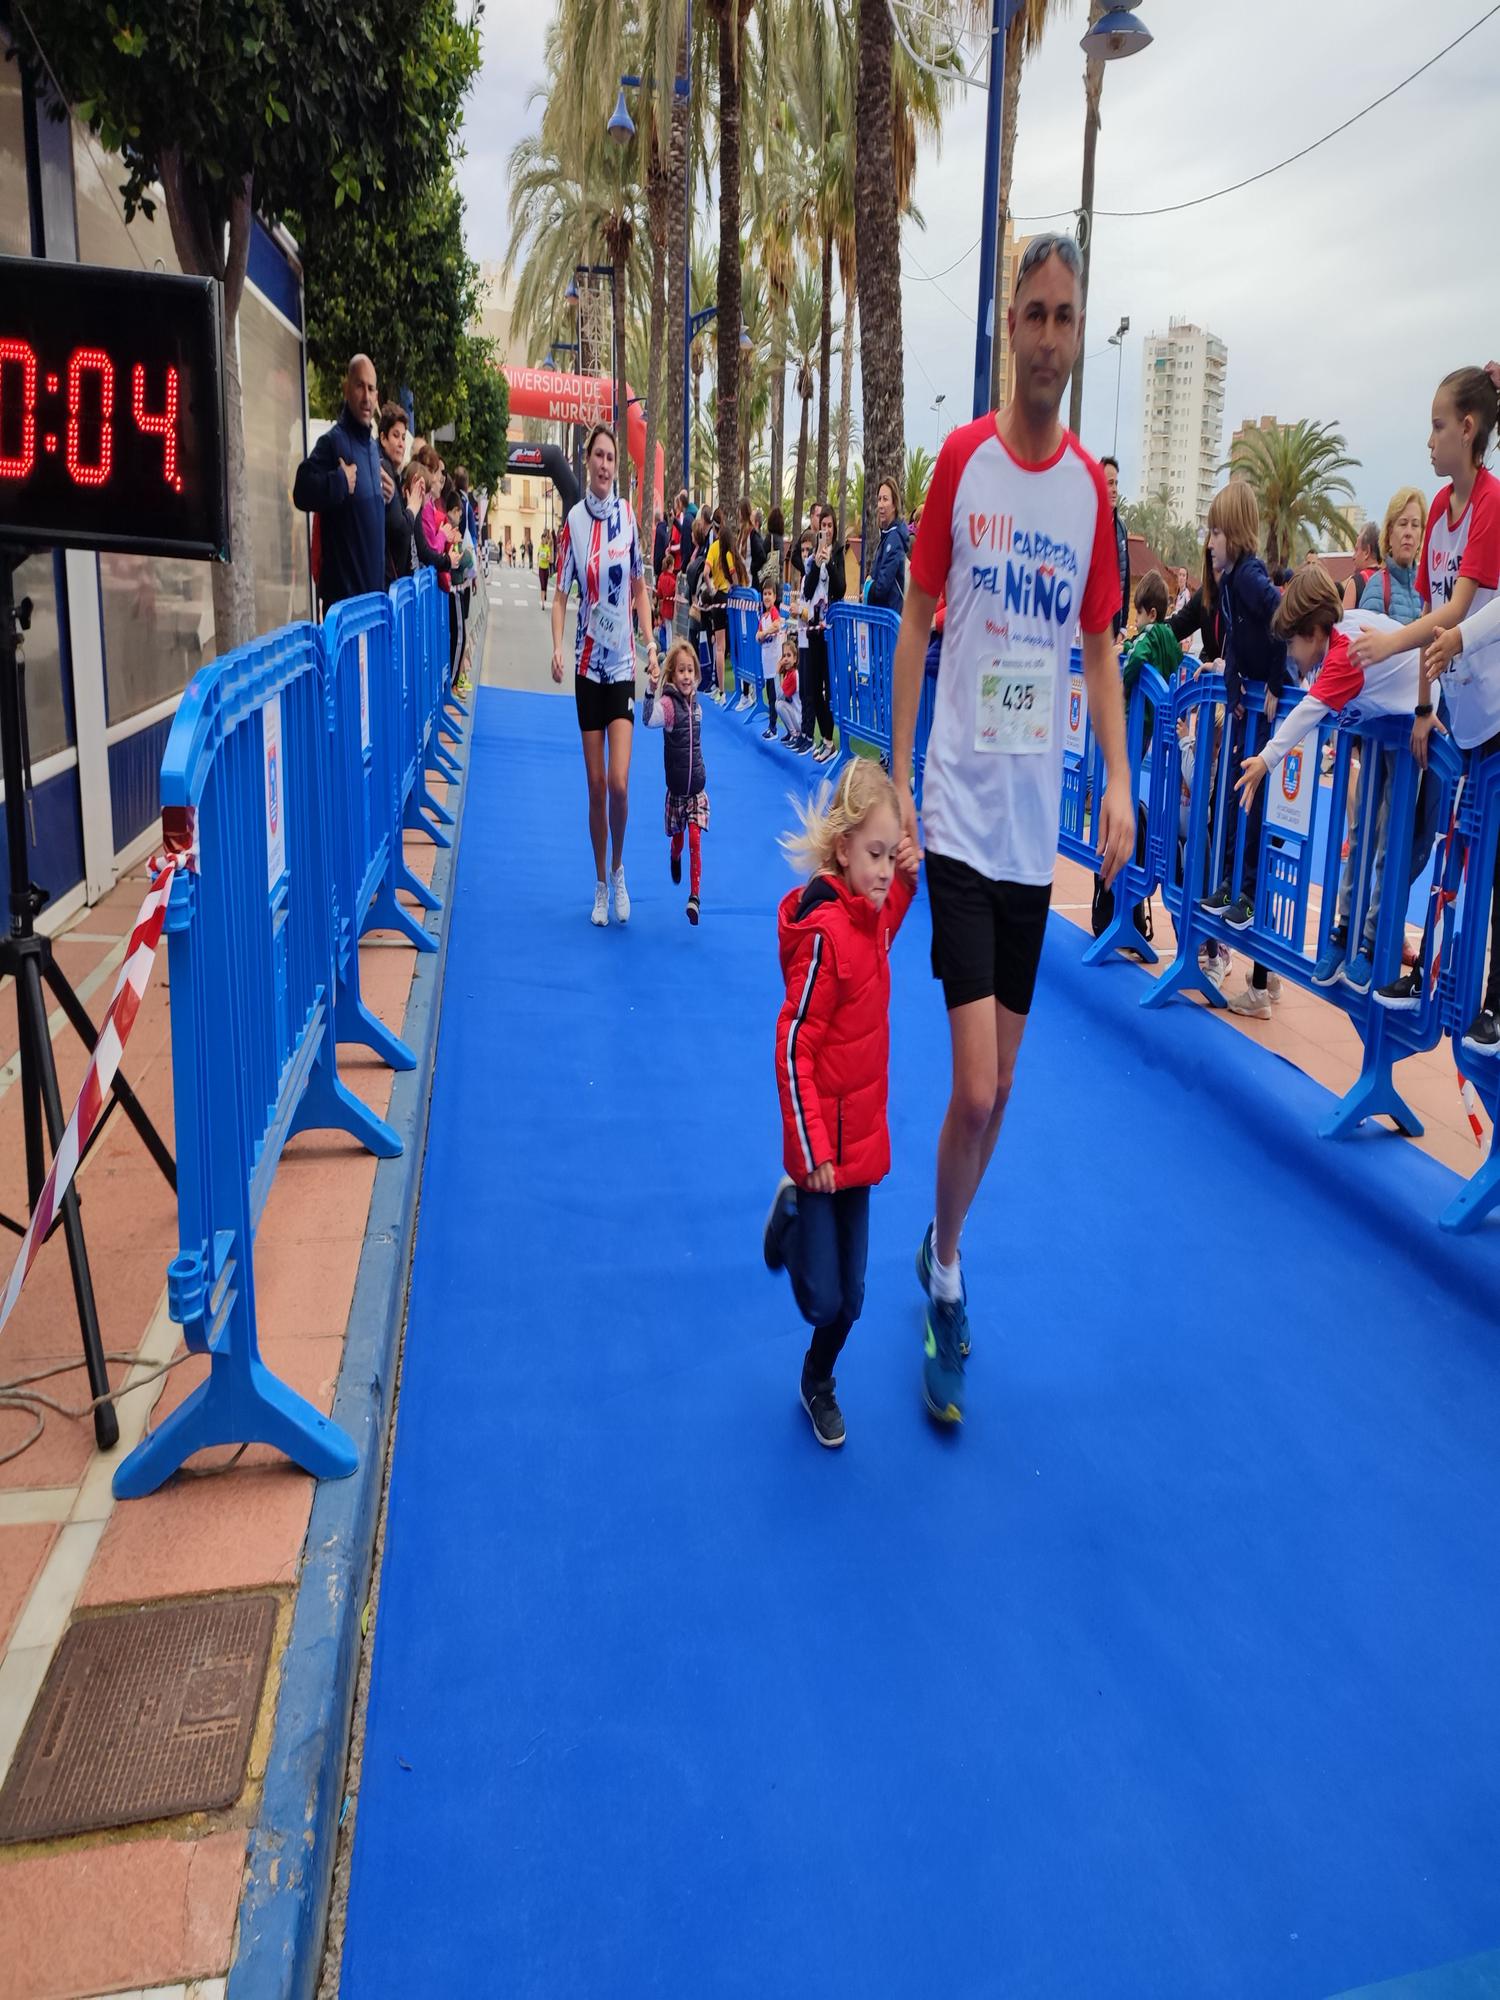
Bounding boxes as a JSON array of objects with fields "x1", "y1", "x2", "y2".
[
  {"x1": 993, "y1": 219, "x2": 1036, "y2": 408},
  {"x1": 1139, "y1": 319, "x2": 1228, "y2": 534}
]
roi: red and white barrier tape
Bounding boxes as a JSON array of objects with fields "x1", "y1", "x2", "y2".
[{"x1": 0, "y1": 860, "x2": 177, "y2": 1340}]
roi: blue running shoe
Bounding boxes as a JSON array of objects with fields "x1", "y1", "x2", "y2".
[
  {"x1": 1311, "y1": 934, "x2": 1346, "y2": 987},
  {"x1": 922, "y1": 1298, "x2": 967, "y2": 1425},
  {"x1": 763, "y1": 1176, "x2": 798, "y2": 1272},
  {"x1": 1342, "y1": 947, "x2": 1374, "y2": 994},
  {"x1": 915, "y1": 1223, "x2": 970, "y2": 1356}
]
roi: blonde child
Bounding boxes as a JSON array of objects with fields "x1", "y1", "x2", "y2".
[
  {"x1": 643, "y1": 639, "x2": 709, "y2": 924},
  {"x1": 763, "y1": 761, "x2": 919, "y2": 1446}
]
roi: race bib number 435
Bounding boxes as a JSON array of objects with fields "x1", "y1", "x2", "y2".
[{"x1": 975, "y1": 656, "x2": 1054, "y2": 754}]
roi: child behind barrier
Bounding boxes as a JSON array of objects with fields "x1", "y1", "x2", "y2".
[
  {"x1": 1198, "y1": 482, "x2": 1288, "y2": 1018},
  {"x1": 756, "y1": 581, "x2": 783, "y2": 740},
  {"x1": 655, "y1": 553, "x2": 677, "y2": 655},
  {"x1": 763, "y1": 760, "x2": 918, "y2": 1448},
  {"x1": 776, "y1": 633, "x2": 808, "y2": 752},
  {"x1": 1234, "y1": 565, "x2": 1432, "y2": 997},
  {"x1": 643, "y1": 639, "x2": 710, "y2": 926},
  {"x1": 1091, "y1": 573, "x2": 1179, "y2": 955}
]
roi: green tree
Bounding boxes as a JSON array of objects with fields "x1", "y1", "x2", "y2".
[
  {"x1": 438, "y1": 336, "x2": 510, "y2": 493},
  {"x1": 1226, "y1": 420, "x2": 1361, "y2": 570},
  {"x1": 902, "y1": 444, "x2": 935, "y2": 519},
  {"x1": 17, "y1": 0, "x2": 479, "y2": 648},
  {"x1": 788, "y1": 269, "x2": 824, "y2": 539},
  {"x1": 298, "y1": 166, "x2": 481, "y2": 427}
]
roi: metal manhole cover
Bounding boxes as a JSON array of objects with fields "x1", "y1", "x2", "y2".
[{"x1": 0, "y1": 1594, "x2": 277, "y2": 1843}]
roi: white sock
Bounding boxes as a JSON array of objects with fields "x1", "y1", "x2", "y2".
[{"x1": 930, "y1": 1230, "x2": 962, "y2": 1304}]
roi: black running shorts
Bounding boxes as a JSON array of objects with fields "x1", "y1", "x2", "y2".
[
  {"x1": 575, "y1": 673, "x2": 635, "y2": 734},
  {"x1": 924, "y1": 851, "x2": 1052, "y2": 1015}
]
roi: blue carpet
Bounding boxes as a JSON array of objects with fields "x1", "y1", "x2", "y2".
[{"x1": 341, "y1": 690, "x2": 1500, "y2": 2000}]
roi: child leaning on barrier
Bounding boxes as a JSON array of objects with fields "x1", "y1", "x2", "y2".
[
  {"x1": 1234, "y1": 564, "x2": 1433, "y2": 997},
  {"x1": 763, "y1": 760, "x2": 919, "y2": 1449},
  {"x1": 643, "y1": 638, "x2": 710, "y2": 926},
  {"x1": 776, "y1": 633, "x2": 807, "y2": 751},
  {"x1": 756, "y1": 580, "x2": 784, "y2": 740}
]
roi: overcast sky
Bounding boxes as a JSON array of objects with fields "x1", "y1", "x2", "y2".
[{"x1": 463, "y1": 0, "x2": 1499, "y2": 525}]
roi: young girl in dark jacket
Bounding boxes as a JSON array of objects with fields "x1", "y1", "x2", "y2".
[
  {"x1": 643, "y1": 639, "x2": 709, "y2": 924},
  {"x1": 763, "y1": 760, "x2": 919, "y2": 1447}
]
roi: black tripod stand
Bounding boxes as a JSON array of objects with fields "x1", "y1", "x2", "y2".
[{"x1": 2, "y1": 546, "x2": 176, "y2": 1451}]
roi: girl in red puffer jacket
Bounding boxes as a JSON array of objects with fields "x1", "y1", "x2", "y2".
[{"x1": 763, "y1": 759, "x2": 919, "y2": 1448}]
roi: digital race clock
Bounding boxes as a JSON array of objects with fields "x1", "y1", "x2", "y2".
[{"x1": 0, "y1": 256, "x2": 229, "y2": 561}]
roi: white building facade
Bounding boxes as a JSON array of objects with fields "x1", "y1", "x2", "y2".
[{"x1": 1139, "y1": 319, "x2": 1228, "y2": 536}]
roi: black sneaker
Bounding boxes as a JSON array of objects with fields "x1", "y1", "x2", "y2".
[
  {"x1": 763, "y1": 1176, "x2": 797, "y2": 1271},
  {"x1": 1374, "y1": 970, "x2": 1422, "y2": 1012},
  {"x1": 1222, "y1": 894, "x2": 1255, "y2": 931},
  {"x1": 670, "y1": 847, "x2": 682, "y2": 885},
  {"x1": 686, "y1": 894, "x2": 700, "y2": 925},
  {"x1": 1462, "y1": 1008, "x2": 1500, "y2": 1056},
  {"x1": 800, "y1": 1370, "x2": 845, "y2": 1448},
  {"x1": 1201, "y1": 884, "x2": 1232, "y2": 913}
]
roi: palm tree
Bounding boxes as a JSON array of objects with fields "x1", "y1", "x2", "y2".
[
  {"x1": 1226, "y1": 420, "x2": 1361, "y2": 572},
  {"x1": 706, "y1": 0, "x2": 754, "y2": 524},
  {"x1": 855, "y1": 0, "x2": 905, "y2": 563},
  {"x1": 688, "y1": 242, "x2": 717, "y2": 496},
  {"x1": 788, "y1": 269, "x2": 824, "y2": 539},
  {"x1": 902, "y1": 444, "x2": 935, "y2": 519}
]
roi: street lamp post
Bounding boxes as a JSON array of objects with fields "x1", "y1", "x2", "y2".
[
  {"x1": 971, "y1": 0, "x2": 1022, "y2": 421},
  {"x1": 931, "y1": 392, "x2": 947, "y2": 453},
  {"x1": 1107, "y1": 315, "x2": 1129, "y2": 458},
  {"x1": 615, "y1": 57, "x2": 693, "y2": 503},
  {"x1": 1067, "y1": 7, "x2": 1152, "y2": 437}
]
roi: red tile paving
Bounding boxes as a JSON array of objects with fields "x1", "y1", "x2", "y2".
[
  {"x1": 0, "y1": 1829, "x2": 246, "y2": 2000},
  {"x1": 0, "y1": 1524, "x2": 58, "y2": 1651}
]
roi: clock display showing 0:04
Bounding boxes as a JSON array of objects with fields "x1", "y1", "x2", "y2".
[
  {"x1": 0, "y1": 343, "x2": 183, "y2": 493},
  {"x1": 0, "y1": 254, "x2": 228, "y2": 562}
]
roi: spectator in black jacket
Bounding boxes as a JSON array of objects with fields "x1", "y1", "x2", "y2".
[
  {"x1": 379, "y1": 403, "x2": 412, "y2": 583},
  {"x1": 293, "y1": 355, "x2": 387, "y2": 611},
  {"x1": 1100, "y1": 456, "x2": 1131, "y2": 640}
]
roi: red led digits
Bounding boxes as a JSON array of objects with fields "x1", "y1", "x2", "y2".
[
  {"x1": 65, "y1": 347, "x2": 115, "y2": 487},
  {"x1": 132, "y1": 363, "x2": 182, "y2": 493},
  {"x1": 0, "y1": 338, "x2": 38, "y2": 480}
]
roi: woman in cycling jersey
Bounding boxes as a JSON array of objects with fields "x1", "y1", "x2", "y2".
[{"x1": 550, "y1": 424, "x2": 658, "y2": 925}]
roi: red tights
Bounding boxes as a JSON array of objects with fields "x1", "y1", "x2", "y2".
[{"x1": 670, "y1": 822, "x2": 703, "y2": 896}]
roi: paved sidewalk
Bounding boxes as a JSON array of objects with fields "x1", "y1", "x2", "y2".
[
  {"x1": 1050, "y1": 855, "x2": 1488, "y2": 1182},
  {"x1": 0, "y1": 767, "x2": 453, "y2": 2000}
]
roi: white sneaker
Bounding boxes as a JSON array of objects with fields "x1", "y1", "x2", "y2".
[
  {"x1": 1199, "y1": 946, "x2": 1227, "y2": 991},
  {"x1": 1266, "y1": 971, "x2": 1283, "y2": 1003},
  {"x1": 591, "y1": 882, "x2": 609, "y2": 927},
  {"x1": 1227, "y1": 982, "x2": 1271, "y2": 1020},
  {"x1": 612, "y1": 866, "x2": 630, "y2": 925}
]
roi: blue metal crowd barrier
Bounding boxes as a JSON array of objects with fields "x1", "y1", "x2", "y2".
[
  {"x1": 827, "y1": 602, "x2": 898, "y2": 763},
  {"x1": 1058, "y1": 651, "x2": 1168, "y2": 967},
  {"x1": 112, "y1": 569, "x2": 468, "y2": 1495},
  {"x1": 1440, "y1": 751, "x2": 1500, "y2": 1232},
  {"x1": 1137, "y1": 668, "x2": 1466, "y2": 1151},
  {"x1": 725, "y1": 586, "x2": 767, "y2": 714},
  {"x1": 322, "y1": 594, "x2": 421, "y2": 1062},
  {"x1": 113, "y1": 623, "x2": 401, "y2": 1499}
]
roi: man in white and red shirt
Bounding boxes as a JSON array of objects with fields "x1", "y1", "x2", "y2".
[{"x1": 889, "y1": 232, "x2": 1133, "y2": 1427}]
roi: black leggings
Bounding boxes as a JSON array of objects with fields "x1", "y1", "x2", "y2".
[
  {"x1": 783, "y1": 1185, "x2": 870, "y2": 1381},
  {"x1": 803, "y1": 631, "x2": 835, "y2": 743}
]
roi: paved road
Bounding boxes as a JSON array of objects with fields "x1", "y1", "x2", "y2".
[{"x1": 479, "y1": 559, "x2": 570, "y2": 695}]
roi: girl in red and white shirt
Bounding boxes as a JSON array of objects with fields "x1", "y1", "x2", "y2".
[{"x1": 1349, "y1": 366, "x2": 1500, "y2": 1048}]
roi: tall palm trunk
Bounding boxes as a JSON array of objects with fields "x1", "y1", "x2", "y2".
[
  {"x1": 642, "y1": 146, "x2": 671, "y2": 556},
  {"x1": 770, "y1": 296, "x2": 787, "y2": 517},
  {"x1": 816, "y1": 235, "x2": 833, "y2": 504},
  {"x1": 609, "y1": 235, "x2": 630, "y2": 504},
  {"x1": 835, "y1": 266, "x2": 856, "y2": 536},
  {"x1": 714, "y1": 2, "x2": 746, "y2": 521},
  {"x1": 792, "y1": 378, "x2": 811, "y2": 542},
  {"x1": 662, "y1": 24, "x2": 690, "y2": 497},
  {"x1": 854, "y1": 0, "x2": 903, "y2": 576},
  {"x1": 989, "y1": 13, "x2": 1027, "y2": 411}
]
